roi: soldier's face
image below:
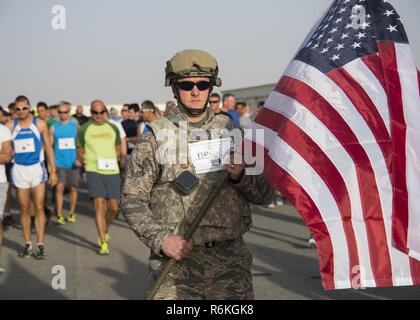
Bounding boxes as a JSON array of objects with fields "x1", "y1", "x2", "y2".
[{"x1": 176, "y1": 77, "x2": 211, "y2": 110}]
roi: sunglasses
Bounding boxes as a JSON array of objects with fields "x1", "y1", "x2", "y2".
[
  {"x1": 209, "y1": 100, "x2": 220, "y2": 104},
  {"x1": 58, "y1": 111, "x2": 69, "y2": 114},
  {"x1": 92, "y1": 110, "x2": 106, "y2": 115},
  {"x1": 16, "y1": 107, "x2": 29, "y2": 112},
  {"x1": 176, "y1": 81, "x2": 211, "y2": 91}
]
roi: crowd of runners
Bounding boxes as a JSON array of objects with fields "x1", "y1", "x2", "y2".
[{"x1": 0, "y1": 94, "x2": 270, "y2": 274}]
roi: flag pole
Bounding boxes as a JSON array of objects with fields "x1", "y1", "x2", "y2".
[{"x1": 146, "y1": 172, "x2": 230, "y2": 300}]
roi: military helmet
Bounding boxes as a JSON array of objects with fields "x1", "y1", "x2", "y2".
[{"x1": 165, "y1": 49, "x2": 222, "y2": 87}]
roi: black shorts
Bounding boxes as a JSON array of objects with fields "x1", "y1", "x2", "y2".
[{"x1": 86, "y1": 172, "x2": 121, "y2": 200}]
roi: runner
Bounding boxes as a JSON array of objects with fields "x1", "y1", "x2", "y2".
[
  {"x1": 50, "y1": 102, "x2": 80, "y2": 225},
  {"x1": 6, "y1": 96, "x2": 57, "y2": 259},
  {"x1": 77, "y1": 100, "x2": 121, "y2": 255},
  {"x1": 0, "y1": 122, "x2": 13, "y2": 274},
  {"x1": 106, "y1": 110, "x2": 127, "y2": 172}
]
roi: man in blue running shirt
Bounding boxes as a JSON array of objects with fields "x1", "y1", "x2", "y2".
[
  {"x1": 50, "y1": 102, "x2": 80, "y2": 225},
  {"x1": 6, "y1": 96, "x2": 57, "y2": 260}
]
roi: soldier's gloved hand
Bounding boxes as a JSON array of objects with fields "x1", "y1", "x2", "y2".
[{"x1": 162, "y1": 235, "x2": 193, "y2": 261}]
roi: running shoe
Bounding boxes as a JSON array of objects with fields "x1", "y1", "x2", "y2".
[
  {"x1": 56, "y1": 215, "x2": 66, "y2": 225},
  {"x1": 18, "y1": 244, "x2": 33, "y2": 258},
  {"x1": 99, "y1": 241, "x2": 110, "y2": 255},
  {"x1": 33, "y1": 245, "x2": 47, "y2": 260},
  {"x1": 67, "y1": 214, "x2": 76, "y2": 223},
  {"x1": 97, "y1": 233, "x2": 111, "y2": 245},
  {"x1": 276, "y1": 198, "x2": 284, "y2": 206},
  {"x1": 2, "y1": 215, "x2": 16, "y2": 228},
  {"x1": 308, "y1": 235, "x2": 317, "y2": 249}
]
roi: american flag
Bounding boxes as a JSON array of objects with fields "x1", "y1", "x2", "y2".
[{"x1": 249, "y1": 0, "x2": 420, "y2": 290}]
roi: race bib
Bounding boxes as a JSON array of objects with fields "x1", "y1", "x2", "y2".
[
  {"x1": 58, "y1": 138, "x2": 75, "y2": 150},
  {"x1": 14, "y1": 138, "x2": 35, "y2": 154},
  {"x1": 97, "y1": 158, "x2": 118, "y2": 171},
  {"x1": 188, "y1": 138, "x2": 231, "y2": 174}
]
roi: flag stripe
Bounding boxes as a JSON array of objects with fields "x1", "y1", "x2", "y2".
[
  {"x1": 327, "y1": 68, "x2": 392, "y2": 177},
  {"x1": 257, "y1": 107, "x2": 361, "y2": 282},
  {"x1": 264, "y1": 154, "x2": 337, "y2": 290},
  {"x1": 362, "y1": 42, "x2": 415, "y2": 285},
  {"x1": 362, "y1": 54, "x2": 387, "y2": 92},
  {"x1": 378, "y1": 42, "x2": 409, "y2": 256},
  {"x1": 395, "y1": 43, "x2": 420, "y2": 259},
  {"x1": 252, "y1": 128, "x2": 351, "y2": 288},
  {"x1": 378, "y1": 42, "x2": 420, "y2": 284},
  {"x1": 326, "y1": 68, "x2": 401, "y2": 282},
  {"x1": 246, "y1": 126, "x2": 339, "y2": 289},
  {"x1": 344, "y1": 58, "x2": 391, "y2": 135},
  {"x1": 410, "y1": 258, "x2": 420, "y2": 285},
  {"x1": 276, "y1": 74, "x2": 393, "y2": 286},
  {"x1": 418, "y1": 70, "x2": 420, "y2": 91},
  {"x1": 261, "y1": 90, "x2": 378, "y2": 286}
]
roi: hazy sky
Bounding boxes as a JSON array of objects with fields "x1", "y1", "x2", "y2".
[{"x1": 1, "y1": 0, "x2": 419, "y2": 107}]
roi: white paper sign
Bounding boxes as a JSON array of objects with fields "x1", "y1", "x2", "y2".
[
  {"x1": 188, "y1": 138, "x2": 231, "y2": 174},
  {"x1": 58, "y1": 138, "x2": 75, "y2": 150},
  {"x1": 14, "y1": 138, "x2": 35, "y2": 154},
  {"x1": 98, "y1": 158, "x2": 118, "y2": 171}
]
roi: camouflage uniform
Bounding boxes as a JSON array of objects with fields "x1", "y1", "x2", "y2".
[{"x1": 121, "y1": 104, "x2": 275, "y2": 300}]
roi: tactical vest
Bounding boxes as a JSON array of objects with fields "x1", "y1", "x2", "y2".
[{"x1": 148, "y1": 108, "x2": 252, "y2": 244}]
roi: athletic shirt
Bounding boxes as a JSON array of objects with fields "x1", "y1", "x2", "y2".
[
  {"x1": 77, "y1": 121, "x2": 121, "y2": 175},
  {"x1": 12, "y1": 118, "x2": 44, "y2": 166},
  {"x1": 53, "y1": 121, "x2": 78, "y2": 169}
]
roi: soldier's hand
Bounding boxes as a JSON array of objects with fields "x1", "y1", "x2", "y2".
[
  {"x1": 162, "y1": 235, "x2": 193, "y2": 261},
  {"x1": 224, "y1": 151, "x2": 245, "y2": 182}
]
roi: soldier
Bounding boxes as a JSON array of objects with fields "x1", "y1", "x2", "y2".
[{"x1": 121, "y1": 49, "x2": 275, "y2": 300}]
